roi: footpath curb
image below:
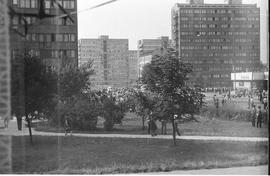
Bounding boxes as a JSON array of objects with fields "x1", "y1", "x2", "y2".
[
  {"x1": 139, "y1": 165, "x2": 269, "y2": 175},
  {"x1": 0, "y1": 129, "x2": 268, "y2": 142}
]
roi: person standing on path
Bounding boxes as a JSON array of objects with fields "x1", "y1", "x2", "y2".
[
  {"x1": 174, "y1": 114, "x2": 181, "y2": 136},
  {"x1": 215, "y1": 98, "x2": 219, "y2": 117},
  {"x1": 256, "y1": 106, "x2": 262, "y2": 128},
  {"x1": 64, "y1": 116, "x2": 72, "y2": 136},
  {"x1": 251, "y1": 105, "x2": 257, "y2": 127}
]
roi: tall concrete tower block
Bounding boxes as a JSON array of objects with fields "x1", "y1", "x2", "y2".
[
  {"x1": 190, "y1": 0, "x2": 204, "y2": 5},
  {"x1": 228, "y1": 0, "x2": 242, "y2": 5}
]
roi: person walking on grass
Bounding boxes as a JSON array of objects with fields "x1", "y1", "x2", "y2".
[
  {"x1": 251, "y1": 105, "x2": 257, "y2": 127},
  {"x1": 64, "y1": 116, "x2": 72, "y2": 136},
  {"x1": 256, "y1": 106, "x2": 262, "y2": 128}
]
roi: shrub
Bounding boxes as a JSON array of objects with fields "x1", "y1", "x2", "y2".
[
  {"x1": 103, "y1": 97, "x2": 123, "y2": 131},
  {"x1": 199, "y1": 105, "x2": 254, "y2": 122},
  {"x1": 54, "y1": 94, "x2": 101, "y2": 131}
]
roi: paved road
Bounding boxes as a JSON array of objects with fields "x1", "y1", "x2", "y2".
[
  {"x1": 142, "y1": 165, "x2": 269, "y2": 175},
  {"x1": 0, "y1": 120, "x2": 268, "y2": 142}
]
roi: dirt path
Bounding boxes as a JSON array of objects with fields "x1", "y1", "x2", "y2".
[
  {"x1": 143, "y1": 165, "x2": 268, "y2": 175},
  {"x1": 0, "y1": 120, "x2": 268, "y2": 142}
]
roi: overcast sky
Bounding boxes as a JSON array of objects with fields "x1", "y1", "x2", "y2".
[{"x1": 77, "y1": 0, "x2": 268, "y2": 63}]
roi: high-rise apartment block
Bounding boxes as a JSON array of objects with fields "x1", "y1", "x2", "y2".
[
  {"x1": 171, "y1": 0, "x2": 261, "y2": 88},
  {"x1": 137, "y1": 36, "x2": 170, "y2": 78},
  {"x1": 128, "y1": 50, "x2": 138, "y2": 86},
  {"x1": 79, "y1": 36, "x2": 136, "y2": 89},
  {"x1": 9, "y1": 0, "x2": 78, "y2": 68},
  {"x1": 138, "y1": 36, "x2": 170, "y2": 56}
]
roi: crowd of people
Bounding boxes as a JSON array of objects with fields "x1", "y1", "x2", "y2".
[
  {"x1": 212, "y1": 88, "x2": 268, "y2": 128},
  {"x1": 250, "y1": 105, "x2": 263, "y2": 128}
]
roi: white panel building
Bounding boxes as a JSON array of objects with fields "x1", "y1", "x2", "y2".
[{"x1": 79, "y1": 36, "x2": 133, "y2": 89}]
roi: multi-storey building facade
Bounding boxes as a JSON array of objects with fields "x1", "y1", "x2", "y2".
[
  {"x1": 137, "y1": 36, "x2": 170, "y2": 79},
  {"x1": 79, "y1": 36, "x2": 130, "y2": 89},
  {"x1": 128, "y1": 50, "x2": 138, "y2": 86},
  {"x1": 9, "y1": 0, "x2": 78, "y2": 68},
  {"x1": 138, "y1": 36, "x2": 170, "y2": 56},
  {"x1": 171, "y1": 0, "x2": 261, "y2": 88}
]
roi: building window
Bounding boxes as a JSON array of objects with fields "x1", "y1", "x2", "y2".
[
  {"x1": 70, "y1": 0, "x2": 75, "y2": 9},
  {"x1": 70, "y1": 34, "x2": 76, "y2": 42},
  {"x1": 63, "y1": 0, "x2": 75, "y2": 9},
  {"x1": 31, "y1": 34, "x2": 36, "y2": 41},
  {"x1": 25, "y1": 17, "x2": 31, "y2": 24},
  {"x1": 56, "y1": 0, "x2": 63, "y2": 6},
  {"x1": 20, "y1": 0, "x2": 26, "y2": 7},
  {"x1": 13, "y1": 0, "x2": 18, "y2": 5},
  {"x1": 45, "y1": 0, "x2": 51, "y2": 9},
  {"x1": 25, "y1": 0, "x2": 31, "y2": 7},
  {"x1": 64, "y1": 34, "x2": 69, "y2": 42},
  {"x1": 46, "y1": 34, "x2": 52, "y2": 42},
  {"x1": 38, "y1": 34, "x2": 43, "y2": 42},
  {"x1": 30, "y1": 0, "x2": 37, "y2": 8},
  {"x1": 56, "y1": 34, "x2": 63, "y2": 42},
  {"x1": 26, "y1": 34, "x2": 31, "y2": 41},
  {"x1": 63, "y1": 0, "x2": 69, "y2": 8},
  {"x1": 71, "y1": 50, "x2": 75, "y2": 57},
  {"x1": 12, "y1": 16, "x2": 19, "y2": 25}
]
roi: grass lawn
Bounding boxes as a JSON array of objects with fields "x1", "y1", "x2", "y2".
[
  {"x1": 11, "y1": 136, "x2": 268, "y2": 174},
  {"x1": 35, "y1": 95, "x2": 268, "y2": 138},
  {"x1": 35, "y1": 113, "x2": 268, "y2": 137}
]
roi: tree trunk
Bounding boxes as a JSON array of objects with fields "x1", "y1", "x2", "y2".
[{"x1": 172, "y1": 118, "x2": 176, "y2": 145}]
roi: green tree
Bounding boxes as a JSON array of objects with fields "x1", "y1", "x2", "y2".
[
  {"x1": 58, "y1": 61, "x2": 94, "y2": 100},
  {"x1": 50, "y1": 61, "x2": 97, "y2": 128},
  {"x1": 102, "y1": 95, "x2": 123, "y2": 131},
  {"x1": 11, "y1": 55, "x2": 57, "y2": 143},
  {"x1": 132, "y1": 90, "x2": 156, "y2": 130},
  {"x1": 57, "y1": 93, "x2": 101, "y2": 131},
  {"x1": 141, "y1": 48, "x2": 204, "y2": 145}
]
